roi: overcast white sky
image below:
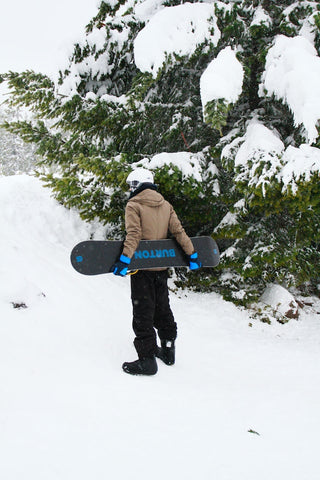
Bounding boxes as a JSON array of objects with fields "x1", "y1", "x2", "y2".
[{"x1": 0, "y1": 0, "x2": 100, "y2": 78}]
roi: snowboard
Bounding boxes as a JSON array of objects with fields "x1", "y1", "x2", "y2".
[{"x1": 70, "y1": 236, "x2": 219, "y2": 276}]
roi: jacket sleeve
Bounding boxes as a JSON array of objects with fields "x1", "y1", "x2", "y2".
[
  {"x1": 122, "y1": 202, "x2": 142, "y2": 258},
  {"x1": 168, "y1": 204, "x2": 194, "y2": 256}
]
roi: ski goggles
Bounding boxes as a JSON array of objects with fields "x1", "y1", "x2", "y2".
[{"x1": 127, "y1": 180, "x2": 140, "y2": 191}]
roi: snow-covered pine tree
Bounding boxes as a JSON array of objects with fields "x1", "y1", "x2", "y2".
[
  {"x1": 206, "y1": 0, "x2": 320, "y2": 303},
  {"x1": 1, "y1": 0, "x2": 222, "y2": 234},
  {"x1": 0, "y1": 103, "x2": 37, "y2": 175},
  {"x1": 1, "y1": 0, "x2": 320, "y2": 304}
]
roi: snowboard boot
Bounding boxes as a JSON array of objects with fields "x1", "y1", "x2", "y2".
[
  {"x1": 122, "y1": 356, "x2": 158, "y2": 376},
  {"x1": 156, "y1": 340, "x2": 175, "y2": 365}
]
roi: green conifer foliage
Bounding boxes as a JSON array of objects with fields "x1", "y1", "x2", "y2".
[{"x1": 209, "y1": 0, "x2": 320, "y2": 304}]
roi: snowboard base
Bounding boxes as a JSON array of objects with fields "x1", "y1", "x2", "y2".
[{"x1": 71, "y1": 236, "x2": 219, "y2": 276}]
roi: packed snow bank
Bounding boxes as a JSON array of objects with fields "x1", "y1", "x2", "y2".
[
  {"x1": 134, "y1": 2, "x2": 220, "y2": 77},
  {"x1": 200, "y1": 46, "x2": 244, "y2": 115},
  {"x1": 0, "y1": 175, "x2": 106, "y2": 307},
  {"x1": 260, "y1": 35, "x2": 320, "y2": 144},
  {"x1": 260, "y1": 284, "x2": 299, "y2": 319},
  {"x1": 1, "y1": 175, "x2": 320, "y2": 480}
]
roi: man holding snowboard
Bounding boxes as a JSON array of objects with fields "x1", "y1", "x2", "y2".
[{"x1": 111, "y1": 168, "x2": 201, "y2": 376}]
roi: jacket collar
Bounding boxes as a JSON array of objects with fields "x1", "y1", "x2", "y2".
[{"x1": 129, "y1": 183, "x2": 158, "y2": 199}]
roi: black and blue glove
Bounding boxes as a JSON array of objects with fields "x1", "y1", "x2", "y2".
[
  {"x1": 189, "y1": 251, "x2": 202, "y2": 270},
  {"x1": 111, "y1": 254, "x2": 131, "y2": 276}
]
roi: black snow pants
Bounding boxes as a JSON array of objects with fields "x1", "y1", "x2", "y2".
[{"x1": 130, "y1": 270, "x2": 177, "y2": 359}]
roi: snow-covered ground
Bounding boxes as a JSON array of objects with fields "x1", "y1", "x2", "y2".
[{"x1": 0, "y1": 174, "x2": 320, "y2": 479}]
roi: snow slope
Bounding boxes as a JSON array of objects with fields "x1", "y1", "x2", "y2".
[{"x1": 1, "y1": 175, "x2": 320, "y2": 480}]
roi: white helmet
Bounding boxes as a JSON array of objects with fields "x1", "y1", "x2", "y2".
[{"x1": 126, "y1": 168, "x2": 154, "y2": 192}]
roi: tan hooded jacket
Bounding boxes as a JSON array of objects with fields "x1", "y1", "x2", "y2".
[{"x1": 122, "y1": 188, "x2": 194, "y2": 263}]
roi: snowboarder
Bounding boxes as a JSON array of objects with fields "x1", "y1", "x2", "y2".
[{"x1": 111, "y1": 168, "x2": 201, "y2": 375}]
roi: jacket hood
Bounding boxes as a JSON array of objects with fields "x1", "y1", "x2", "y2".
[{"x1": 128, "y1": 187, "x2": 165, "y2": 207}]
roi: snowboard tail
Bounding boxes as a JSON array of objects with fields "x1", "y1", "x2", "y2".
[{"x1": 71, "y1": 236, "x2": 219, "y2": 276}]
